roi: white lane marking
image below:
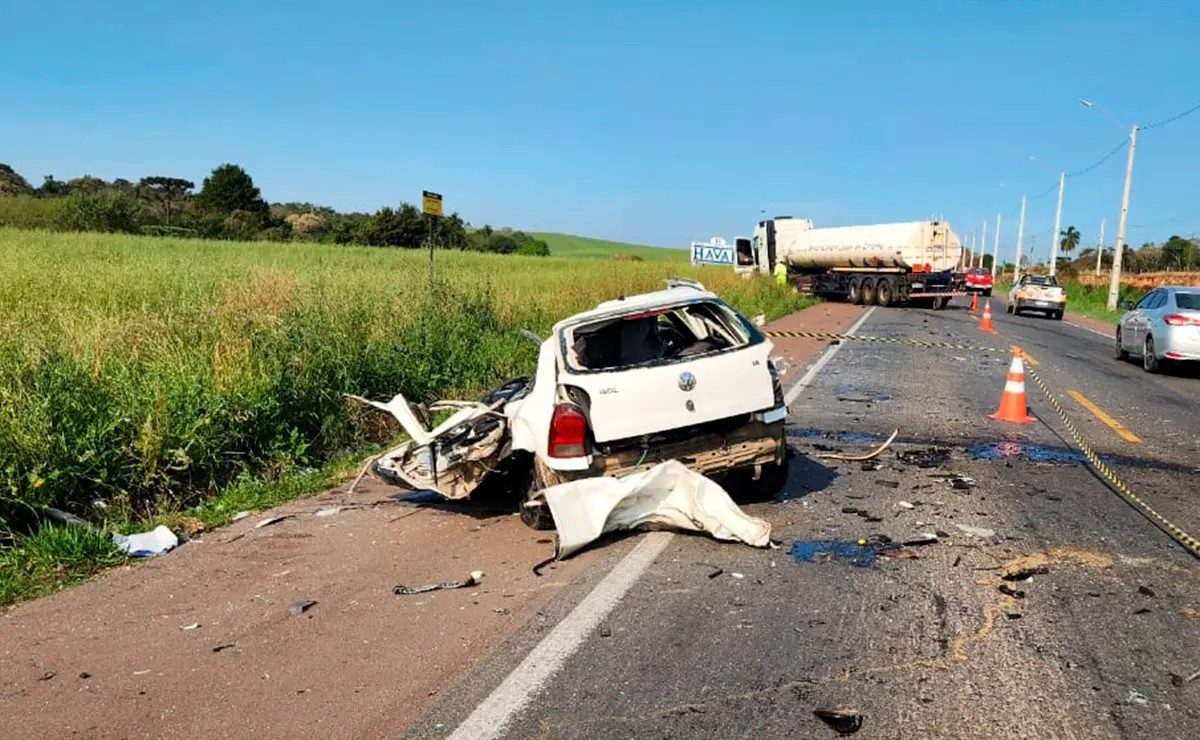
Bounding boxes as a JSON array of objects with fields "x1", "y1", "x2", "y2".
[
  {"x1": 785, "y1": 306, "x2": 877, "y2": 406},
  {"x1": 1063, "y1": 319, "x2": 1113, "y2": 340},
  {"x1": 447, "y1": 532, "x2": 673, "y2": 740}
]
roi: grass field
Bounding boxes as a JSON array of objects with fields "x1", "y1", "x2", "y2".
[
  {"x1": 0, "y1": 228, "x2": 810, "y2": 603},
  {"x1": 533, "y1": 232, "x2": 687, "y2": 261}
]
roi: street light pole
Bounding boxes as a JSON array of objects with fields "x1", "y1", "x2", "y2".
[
  {"x1": 1049, "y1": 171, "x2": 1065, "y2": 276},
  {"x1": 991, "y1": 212, "x2": 1001, "y2": 278},
  {"x1": 1095, "y1": 217, "x2": 1105, "y2": 275},
  {"x1": 1014, "y1": 194, "x2": 1026, "y2": 282},
  {"x1": 1107, "y1": 124, "x2": 1138, "y2": 311},
  {"x1": 980, "y1": 220, "x2": 988, "y2": 269}
]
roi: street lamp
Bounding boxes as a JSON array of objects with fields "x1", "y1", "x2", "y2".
[{"x1": 1080, "y1": 98, "x2": 1138, "y2": 311}]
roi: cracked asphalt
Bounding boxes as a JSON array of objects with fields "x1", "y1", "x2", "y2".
[{"x1": 410, "y1": 301, "x2": 1200, "y2": 740}]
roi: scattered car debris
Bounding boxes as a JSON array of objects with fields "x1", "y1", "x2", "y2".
[
  {"x1": 232, "y1": 511, "x2": 251, "y2": 521},
  {"x1": 707, "y1": 568, "x2": 724, "y2": 579},
  {"x1": 813, "y1": 706, "x2": 863, "y2": 735},
  {"x1": 1138, "y1": 585, "x2": 1156, "y2": 598},
  {"x1": 949, "y1": 475, "x2": 977, "y2": 490},
  {"x1": 897, "y1": 501, "x2": 915, "y2": 510},
  {"x1": 860, "y1": 460, "x2": 883, "y2": 471},
  {"x1": 46, "y1": 507, "x2": 94, "y2": 529},
  {"x1": 393, "y1": 571, "x2": 484, "y2": 596},
  {"x1": 212, "y1": 644, "x2": 237, "y2": 653},
  {"x1": 1005, "y1": 612, "x2": 1023, "y2": 620},
  {"x1": 79, "y1": 672, "x2": 91, "y2": 679},
  {"x1": 1133, "y1": 607, "x2": 1153, "y2": 615},
  {"x1": 730, "y1": 572, "x2": 745, "y2": 580},
  {"x1": 315, "y1": 507, "x2": 342, "y2": 518},
  {"x1": 998, "y1": 583, "x2": 1025, "y2": 599},
  {"x1": 955, "y1": 524, "x2": 996, "y2": 539},
  {"x1": 255, "y1": 515, "x2": 293, "y2": 529},
  {"x1": 112, "y1": 525, "x2": 179, "y2": 558},
  {"x1": 1002, "y1": 565, "x2": 1049, "y2": 582},
  {"x1": 1182, "y1": 608, "x2": 1198, "y2": 619},
  {"x1": 903, "y1": 533, "x2": 940, "y2": 547},
  {"x1": 1126, "y1": 689, "x2": 1149, "y2": 706},
  {"x1": 38, "y1": 670, "x2": 55, "y2": 681},
  {"x1": 180, "y1": 623, "x2": 201, "y2": 631},
  {"x1": 1170, "y1": 670, "x2": 1200, "y2": 687},
  {"x1": 816, "y1": 429, "x2": 898, "y2": 462},
  {"x1": 874, "y1": 480, "x2": 900, "y2": 489},
  {"x1": 880, "y1": 548, "x2": 921, "y2": 560},
  {"x1": 541, "y1": 461, "x2": 771, "y2": 559},
  {"x1": 289, "y1": 600, "x2": 318, "y2": 616},
  {"x1": 896, "y1": 447, "x2": 952, "y2": 468}
]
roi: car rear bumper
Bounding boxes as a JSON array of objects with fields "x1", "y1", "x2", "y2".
[
  {"x1": 1156, "y1": 329, "x2": 1200, "y2": 360},
  {"x1": 1016, "y1": 300, "x2": 1066, "y2": 312}
]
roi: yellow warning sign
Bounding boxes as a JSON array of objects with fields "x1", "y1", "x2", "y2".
[{"x1": 422, "y1": 190, "x2": 443, "y2": 217}]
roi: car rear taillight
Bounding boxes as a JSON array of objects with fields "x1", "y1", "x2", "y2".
[
  {"x1": 548, "y1": 403, "x2": 589, "y2": 458},
  {"x1": 1164, "y1": 314, "x2": 1200, "y2": 326}
]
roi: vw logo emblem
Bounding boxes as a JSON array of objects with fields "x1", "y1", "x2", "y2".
[{"x1": 678, "y1": 372, "x2": 697, "y2": 392}]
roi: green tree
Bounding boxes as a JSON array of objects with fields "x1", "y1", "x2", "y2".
[
  {"x1": 194, "y1": 164, "x2": 267, "y2": 218},
  {"x1": 0, "y1": 164, "x2": 35, "y2": 196},
  {"x1": 59, "y1": 190, "x2": 140, "y2": 233},
  {"x1": 38, "y1": 175, "x2": 69, "y2": 197},
  {"x1": 138, "y1": 176, "x2": 195, "y2": 225},
  {"x1": 1059, "y1": 225, "x2": 1081, "y2": 258},
  {"x1": 66, "y1": 175, "x2": 109, "y2": 194},
  {"x1": 1161, "y1": 235, "x2": 1198, "y2": 270}
]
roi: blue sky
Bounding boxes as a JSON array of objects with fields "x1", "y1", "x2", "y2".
[{"x1": 3, "y1": 0, "x2": 1198, "y2": 254}]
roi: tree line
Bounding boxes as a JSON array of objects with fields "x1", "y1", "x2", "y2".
[
  {"x1": 1055, "y1": 224, "x2": 1199, "y2": 274},
  {"x1": 0, "y1": 163, "x2": 550, "y2": 255}
]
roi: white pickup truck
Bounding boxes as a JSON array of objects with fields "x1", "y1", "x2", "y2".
[
  {"x1": 351, "y1": 279, "x2": 790, "y2": 529},
  {"x1": 1008, "y1": 274, "x2": 1067, "y2": 320}
]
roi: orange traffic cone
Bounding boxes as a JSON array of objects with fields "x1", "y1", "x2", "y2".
[
  {"x1": 979, "y1": 299, "x2": 994, "y2": 333},
  {"x1": 970, "y1": 292, "x2": 979, "y2": 313},
  {"x1": 990, "y1": 348, "x2": 1036, "y2": 423}
]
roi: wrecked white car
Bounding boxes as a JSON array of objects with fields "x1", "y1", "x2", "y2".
[{"x1": 349, "y1": 279, "x2": 789, "y2": 530}]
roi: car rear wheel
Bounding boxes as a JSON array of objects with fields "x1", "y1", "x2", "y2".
[
  {"x1": 1143, "y1": 336, "x2": 1161, "y2": 373},
  {"x1": 1114, "y1": 330, "x2": 1128, "y2": 360},
  {"x1": 519, "y1": 458, "x2": 560, "y2": 530},
  {"x1": 983, "y1": 288, "x2": 993, "y2": 297},
  {"x1": 1052, "y1": 311, "x2": 1063, "y2": 320}
]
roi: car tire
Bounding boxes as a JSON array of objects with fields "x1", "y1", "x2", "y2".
[
  {"x1": 1012, "y1": 303, "x2": 1022, "y2": 316},
  {"x1": 983, "y1": 288, "x2": 993, "y2": 297},
  {"x1": 875, "y1": 278, "x2": 893, "y2": 307},
  {"x1": 1143, "y1": 336, "x2": 1160, "y2": 373},
  {"x1": 742, "y1": 456, "x2": 790, "y2": 502},
  {"x1": 1114, "y1": 330, "x2": 1128, "y2": 360},
  {"x1": 1006, "y1": 302, "x2": 1014, "y2": 315},
  {"x1": 1053, "y1": 311, "x2": 1063, "y2": 320},
  {"x1": 519, "y1": 458, "x2": 561, "y2": 530},
  {"x1": 519, "y1": 500, "x2": 555, "y2": 530},
  {"x1": 860, "y1": 278, "x2": 877, "y2": 306}
]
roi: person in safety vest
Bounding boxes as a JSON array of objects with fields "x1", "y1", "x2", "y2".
[{"x1": 773, "y1": 260, "x2": 788, "y2": 286}]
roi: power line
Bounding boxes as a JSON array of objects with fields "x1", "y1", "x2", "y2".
[
  {"x1": 1066, "y1": 138, "x2": 1128, "y2": 178},
  {"x1": 1142, "y1": 100, "x2": 1200, "y2": 131}
]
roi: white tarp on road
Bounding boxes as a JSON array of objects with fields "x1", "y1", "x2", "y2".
[{"x1": 541, "y1": 460, "x2": 772, "y2": 559}]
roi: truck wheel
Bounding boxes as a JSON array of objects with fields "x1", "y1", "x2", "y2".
[
  {"x1": 860, "y1": 278, "x2": 877, "y2": 306},
  {"x1": 935, "y1": 297, "x2": 950, "y2": 310},
  {"x1": 875, "y1": 278, "x2": 893, "y2": 307},
  {"x1": 847, "y1": 278, "x2": 862, "y2": 305}
]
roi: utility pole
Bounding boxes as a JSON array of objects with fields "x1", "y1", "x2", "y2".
[
  {"x1": 1014, "y1": 194, "x2": 1026, "y2": 283},
  {"x1": 969, "y1": 228, "x2": 976, "y2": 268},
  {"x1": 991, "y1": 212, "x2": 1001, "y2": 278},
  {"x1": 979, "y1": 220, "x2": 988, "y2": 268},
  {"x1": 1108, "y1": 124, "x2": 1138, "y2": 311},
  {"x1": 1095, "y1": 218, "x2": 1106, "y2": 275},
  {"x1": 1049, "y1": 171, "x2": 1065, "y2": 276}
]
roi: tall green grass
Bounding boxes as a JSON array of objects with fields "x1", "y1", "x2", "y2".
[{"x1": 0, "y1": 228, "x2": 810, "y2": 536}]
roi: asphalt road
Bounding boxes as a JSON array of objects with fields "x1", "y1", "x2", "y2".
[{"x1": 407, "y1": 300, "x2": 1200, "y2": 740}]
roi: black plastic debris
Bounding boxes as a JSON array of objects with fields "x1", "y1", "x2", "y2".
[
  {"x1": 860, "y1": 460, "x2": 883, "y2": 472},
  {"x1": 1138, "y1": 585, "x2": 1156, "y2": 598},
  {"x1": 874, "y1": 480, "x2": 900, "y2": 489},
  {"x1": 1133, "y1": 607, "x2": 1153, "y2": 615},
  {"x1": 841, "y1": 506, "x2": 860, "y2": 515},
  {"x1": 998, "y1": 584, "x2": 1025, "y2": 599},
  {"x1": 38, "y1": 670, "x2": 55, "y2": 681},
  {"x1": 897, "y1": 448, "x2": 952, "y2": 469},
  {"x1": 1002, "y1": 565, "x2": 1050, "y2": 582},
  {"x1": 212, "y1": 643, "x2": 237, "y2": 653},
  {"x1": 290, "y1": 599, "x2": 318, "y2": 616},
  {"x1": 904, "y1": 533, "x2": 939, "y2": 547},
  {"x1": 394, "y1": 570, "x2": 483, "y2": 595},
  {"x1": 813, "y1": 706, "x2": 863, "y2": 735}
]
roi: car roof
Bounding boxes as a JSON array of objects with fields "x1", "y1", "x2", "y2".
[
  {"x1": 552, "y1": 285, "x2": 724, "y2": 331},
  {"x1": 1159, "y1": 285, "x2": 1200, "y2": 292}
]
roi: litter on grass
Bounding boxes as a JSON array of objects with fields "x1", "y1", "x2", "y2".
[{"x1": 112, "y1": 525, "x2": 178, "y2": 557}]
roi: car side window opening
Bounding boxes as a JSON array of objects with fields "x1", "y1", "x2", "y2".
[{"x1": 1135, "y1": 291, "x2": 1158, "y2": 310}]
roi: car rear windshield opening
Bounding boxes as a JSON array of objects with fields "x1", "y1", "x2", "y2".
[
  {"x1": 566, "y1": 301, "x2": 752, "y2": 372},
  {"x1": 1176, "y1": 292, "x2": 1200, "y2": 310}
]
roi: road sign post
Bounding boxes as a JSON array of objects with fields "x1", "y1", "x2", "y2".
[{"x1": 422, "y1": 190, "x2": 443, "y2": 285}]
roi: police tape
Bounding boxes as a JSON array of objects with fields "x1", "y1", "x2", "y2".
[
  {"x1": 762, "y1": 330, "x2": 1004, "y2": 353},
  {"x1": 1025, "y1": 366, "x2": 1200, "y2": 560},
  {"x1": 766, "y1": 328, "x2": 1200, "y2": 560}
]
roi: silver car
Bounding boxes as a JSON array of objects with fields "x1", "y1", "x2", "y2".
[{"x1": 1114, "y1": 286, "x2": 1200, "y2": 372}]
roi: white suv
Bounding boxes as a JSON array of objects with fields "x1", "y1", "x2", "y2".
[{"x1": 352, "y1": 279, "x2": 790, "y2": 529}]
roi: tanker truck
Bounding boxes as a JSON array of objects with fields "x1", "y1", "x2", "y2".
[{"x1": 739, "y1": 217, "x2": 964, "y2": 308}]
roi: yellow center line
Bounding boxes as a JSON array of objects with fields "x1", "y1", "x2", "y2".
[
  {"x1": 1067, "y1": 390, "x2": 1142, "y2": 444},
  {"x1": 1014, "y1": 347, "x2": 1039, "y2": 366}
]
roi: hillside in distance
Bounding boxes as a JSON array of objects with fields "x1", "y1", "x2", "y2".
[{"x1": 533, "y1": 232, "x2": 688, "y2": 262}]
